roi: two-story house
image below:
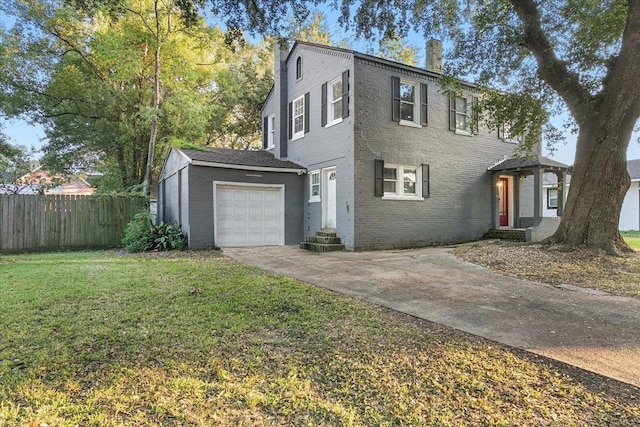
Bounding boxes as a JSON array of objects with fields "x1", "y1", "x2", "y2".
[{"x1": 157, "y1": 41, "x2": 569, "y2": 250}]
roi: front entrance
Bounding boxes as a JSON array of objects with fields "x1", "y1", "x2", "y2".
[
  {"x1": 498, "y1": 177, "x2": 509, "y2": 226},
  {"x1": 322, "y1": 167, "x2": 337, "y2": 228}
]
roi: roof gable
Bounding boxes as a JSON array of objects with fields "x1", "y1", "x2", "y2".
[{"x1": 179, "y1": 148, "x2": 305, "y2": 172}]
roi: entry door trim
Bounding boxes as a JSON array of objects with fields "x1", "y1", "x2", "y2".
[
  {"x1": 322, "y1": 167, "x2": 337, "y2": 229},
  {"x1": 498, "y1": 177, "x2": 509, "y2": 227}
]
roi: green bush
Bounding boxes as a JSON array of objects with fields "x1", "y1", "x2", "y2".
[{"x1": 122, "y1": 210, "x2": 187, "y2": 252}]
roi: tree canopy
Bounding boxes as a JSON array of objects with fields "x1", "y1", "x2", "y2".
[{"x1": 0, "y1": 0, "x2": 273, "y2": 192}]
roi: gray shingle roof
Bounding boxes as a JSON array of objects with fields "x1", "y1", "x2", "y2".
[
  {"x1": 180, "y1": 148, "x2": 304, "y2": 171},
  {"x1": 488, "y1": 155, "x2": 570, "y2": 172},
  {"x1": 627, "y1": 159, "x2": 640, "y2": 180}
]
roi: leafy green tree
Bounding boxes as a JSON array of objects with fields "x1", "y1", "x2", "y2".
[{"x1": 1, "y1": 0, "x2": 271, "y2": 193}]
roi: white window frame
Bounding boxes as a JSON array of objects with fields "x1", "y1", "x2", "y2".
[
  {"x1": 327, "y1": 76, "x2": 343, "y2": 127},
  {"x1": 454, "y1": 96, "x2": 471, "y2": 135},
  {"x1": 267, "y1": 115, "x2": 275, "y2": 149},
  {"x1": 309, "y1": 170, "x2": 321, "y2": 203},
  {"x1": 382, "y1": 164, "x2": 423, "y2": 201},
  {"x1": 501, "y1": 123, "x2": 524, "y2": 144},
  {"x1": 399, "y1": 80, "x2": 421, "y2": 128},
  {"x1": 547, "y1": 188, "x2": 558, "y2": 209},
  {"x1": 292, "y1": 95, "x2": 305, "y2": 140}
]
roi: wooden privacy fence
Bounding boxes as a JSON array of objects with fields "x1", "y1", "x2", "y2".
[{"x1": 0, "y1": 195, "x2": 147, "y2": 253}]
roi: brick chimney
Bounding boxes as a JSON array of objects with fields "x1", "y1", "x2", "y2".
[{"x1": 426, "y1": 39, "x2": 443, "y2": 73}]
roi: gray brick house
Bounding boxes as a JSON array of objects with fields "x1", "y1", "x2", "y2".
[{"x1": 158, "y1": 41, "x2": 568, "y2": 250}]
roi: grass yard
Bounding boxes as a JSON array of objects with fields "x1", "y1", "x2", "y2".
[
  {"x1": 1, "y1": 251, "x2": 639, "y2": 426},
  {"x1": 622, "y1": 231, "x2": 640, "y2": 250}
]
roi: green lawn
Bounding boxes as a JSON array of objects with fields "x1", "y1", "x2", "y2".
[
  {"x1": 622, "y1": 231, "x2": 640, "y2": 250},
  {"x1": 0, "y1": 251, "x2": 639, "y2": 426}
]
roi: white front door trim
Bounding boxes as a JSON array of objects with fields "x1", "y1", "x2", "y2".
[{"x1": 322, "y1": 167, "x2": 337, "y2": 229}]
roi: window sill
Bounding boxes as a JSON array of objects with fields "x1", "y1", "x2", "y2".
[
  {"x1": 454, "y1": 129, "x2": 473, "y2": 136},
  {"x1": 309, "y1": 197, "x2": 320, "y2": 203},
  {"x1": 399, "y1": 120, "x2": 422, "y2": 129},
  {"x1": 292, "y1": 133, "x2": 305, "y2": 141},
  {"x1": 325, "y1": 118, "x2": 343, "y2": 128},
  {"x1": 502, "y1": 138, "x2": 520, "y2": 144},
  {"x1": 382, "y1": 195, "x2": 424, "y2": 201}
]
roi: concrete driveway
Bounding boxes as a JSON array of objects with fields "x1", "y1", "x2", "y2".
[{"x1": 223, "y1": 245, "x2": 640, "y2": 388}]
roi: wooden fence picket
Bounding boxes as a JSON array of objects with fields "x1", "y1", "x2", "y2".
[{"x1": 0, "y1": 195, "x2": 147, "y2": 253}]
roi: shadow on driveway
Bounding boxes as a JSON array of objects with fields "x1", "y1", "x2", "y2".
[{"x1": 223, "y1": 245, "x2": 640, "y2": 387}]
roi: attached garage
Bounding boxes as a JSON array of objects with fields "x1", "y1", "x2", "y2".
[
  {"x1": 157, "y1": 148, "x2": 305, "y2": 249},
  {"x1": 214, "y1": 182, "x2": 285, "y2": 246}
]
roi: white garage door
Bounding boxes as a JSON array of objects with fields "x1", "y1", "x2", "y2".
[{"x1": 214, "y1": 183, "x2": 284, "y2": 247}]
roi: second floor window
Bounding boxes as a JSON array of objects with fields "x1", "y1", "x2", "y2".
[
  {"x1": 400, "y1": 82, "x2": 415, "y2": 122},
  {"x1": 322, "y1": 70, "x2": 350, "y2": 127},
  {"x1": 293, "y1": 95, "x2": 305, "y2": 139},
  {"x1": 329, "y1": 77, "x2": 343, "y2": 123},
  {"x1": 449, "y1": 95, "x2": 479, "y2": 135},
  {"x1": 392, "y1": 76, "x2": 428, "y2": 127},
  {"x1": 268, "y1": 115, "x2": 275, "y2": 148},
  {"x1": 289, "y1": 93, "x2": 309, "y2": 140}
]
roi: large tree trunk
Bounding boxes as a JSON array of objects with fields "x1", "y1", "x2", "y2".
[
  {"x1": 548, "y1": 116, "x2": 634, "y2": 254},
  {"x1": 511, "y1": 0, "x2": 640, "y2": 254}
]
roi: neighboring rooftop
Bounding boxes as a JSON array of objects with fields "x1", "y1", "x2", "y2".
[
  {"x1": 627, "y1": 158, "x2": 640, "y2": 180},
  {"x1": 180, "y1": 148, "x2": 305, "y2": 171}
]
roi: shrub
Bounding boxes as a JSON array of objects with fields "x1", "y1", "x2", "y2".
[{"x1": 122, "y1": 210, "x2": 187, "y2": 252}]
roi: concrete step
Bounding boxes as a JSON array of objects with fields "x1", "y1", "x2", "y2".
[
  {"x1": 316, "y1": 229, "x2": 337, "y2": 238},
  {"x1": 483, "y1": 229, "x2": 526, "y2": 242},
  {"x1": 299, "y1": 242, "x2": 345, "y2": 252},
  {"x1": 307, "y1": 235, "x2": 342, "y2": 244}
]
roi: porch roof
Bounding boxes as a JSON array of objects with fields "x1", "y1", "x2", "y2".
[{"x1": 488, "y1": 155, "x2": 569, "y2": 173}]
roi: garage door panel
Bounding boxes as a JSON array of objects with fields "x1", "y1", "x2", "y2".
[{"x1": 215, "y1": 184, "x2": 284, "y2": 247}]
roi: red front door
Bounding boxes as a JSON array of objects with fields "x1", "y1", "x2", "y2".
[{"x1": 498, "y1": 177, "x2": 509, "y2": 226}]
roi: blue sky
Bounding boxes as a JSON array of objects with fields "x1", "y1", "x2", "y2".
[{"x1": 1, "y1": 6, "x2": 639, "y2": 166}]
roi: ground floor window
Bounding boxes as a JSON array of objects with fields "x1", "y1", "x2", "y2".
[
  {"x1": 383, "y1": 165, "x2": 421, "y2": 199},
  {"x1": 547, "y1": 188, "x2": 558, "y2": 209},
  {"x1": 309, "y1": 170, "x2": 320, "y2": 202}
]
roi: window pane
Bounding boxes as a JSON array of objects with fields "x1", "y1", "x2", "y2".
[
  {"x1": 384, "y1": 181, "x2": 396, "y2": 193},
  {"x1": 332, "y1": 101, "x2": 342, "y2": 119},
  {"x1": 400, "y1": 83, "x2": 415, "y2": 102},
  {"x1": 456, "y1": 97, "x2": 466, "y2": 113},
  {"x1": 548, "y1": 189, "x2": 558, "y2": 208},
  {"x1": 332, "y1": 81, "x2": 342, "y2": 100},
  {"x1": 312, "y1": 173, "x2": 319, "y2": 185},
  {"x1": 400, "y1": 103, "x2": 414, "y2": 121},
  {"x1": 311, "y1": 185, "x2": 319, "y2": 197},
  {"x1": 456, "y1": 113, "x2": 467, "y2": 131},
  {"x1": 403, "y1": 169, "x2": 416, "y2": 194},
  {"x1": 383, "y1": 168, "x2": 397, "y2": 180},
  {"x1": 294, "y1": 99, "x2": 304, "y2": 116},
  {"x1": 294, "y1": 116, "x2": 304, "y2": 133}
]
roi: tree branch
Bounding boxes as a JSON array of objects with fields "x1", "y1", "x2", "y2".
[
  {"x1": 598, "y1": 0, "x2": 640, "y2": 123},
  {"x1": 509, "y1": 0, "x2": 593, "y2": 124}
]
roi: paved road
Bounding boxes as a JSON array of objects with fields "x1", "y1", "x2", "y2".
[{"x1": 223, "y1": 245, "x2": 640, "y2": 387}]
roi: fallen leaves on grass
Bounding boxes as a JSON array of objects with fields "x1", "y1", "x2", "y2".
[{"x1": 454, "y1": 241, "x2": 640, "y2": 298}]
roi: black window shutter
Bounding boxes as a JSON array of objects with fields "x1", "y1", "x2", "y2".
[
  {"x1": 498, "y1": 124, "x2": 504, "y2": 139},
  {"x1": 342, "y1": 70, "x2": 350, "y2": 119},
  {"x1": 288, "y1": 102, "x2": 292, "y2": 139},
  {"x1": 449, "y1": 97, "x2": 456, "y2": 131},
  {"x1": 422, "y1": 164, "x2": 430, "y2": 198},
  {"x1": 262, "y1": 116, "x2": 268, "y2": 149},
  {"x1": 420, "y1": 83, "x2": 428, "y2": 126},
  {"x1": 304, "y1": 92, "x2": 310, "y2": 133},
  {"x1": 392, "y1": 76, "x2": 401, "y2": 122},
  {"x1": 374, "y1": 159, "x2": 384, "y2": 197},
  {"x1": 321, "y1": 82, "x2": 327, "y2": 127},
  {"x1": 473, "y1": 96, "x2": 479, "y2": 134}
]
